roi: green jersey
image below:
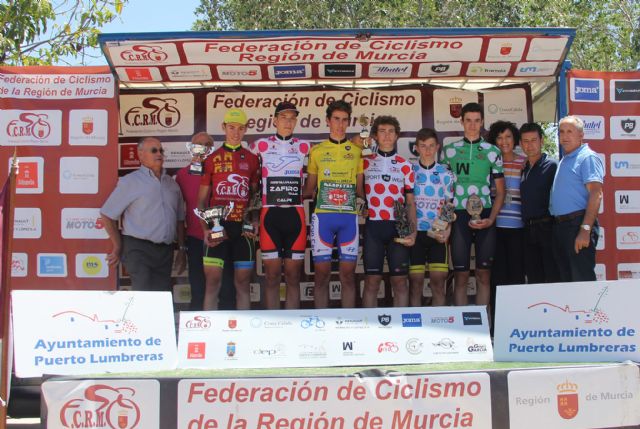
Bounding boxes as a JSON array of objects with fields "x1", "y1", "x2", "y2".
[{"x1": 441, "y1": 137, "x2": 503, "y2": 210}]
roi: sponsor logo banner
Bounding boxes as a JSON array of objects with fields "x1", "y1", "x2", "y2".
[
  {"x1": 570, "y1": 78, "x2": 604, "y2": 103},
  {"x1": 37, "y1": 253, "x2": 67, "y2": 277},
  {"x1": 11, "y1": 157, "x2": 44, "y2": 194},
  {"x1": 216, "y1": 65, "x2": 262, "y2": 80},
  {"x1": 508, "y1": 365, "x2": 640, "y2": 429},
  {"x1": 616, "y1": 226, "x2": 640, "y2": 250},
  {"x1": 320, "y1": 63, "x2": 361, "y2": 78},
  {"x1": 494, "y1": 281, "x2": 640, "y2": 362},
  {"x1": 61, "y1": 208, "x2": 108, "y2": 239},
  {"x1": 526, "y1": 37, "x2": 569, "y2": 61},
  {"x1": 368, "y1": 63, "x2": 412, "y2": 78},
  {"x1": 13, "y1": 207, "x2": 41, "y2": 239},
  {"x1": 514, "y1": 61, "x2": 558, "y2": 76},
  {"x1": 417, "y1": 62, "x2": 462, "y2": 77},
  {"x1": 12, "y1": 290, "x2": 178, "y2": 377},
  {"x1": 269, "y1": 64, "x2": 309, "y2": 80},
  {"x1": 11, "y1": 253, "x2": 28, "y2": 277},
  {"x1": 432, "y1": 89, "x2": 479, "y2": 132},
  {"x1": 108, "y1": 42, "x2": 181, "y2": 66},
  {"x1": 466, "y1": 62, "x2": 511, "y2": 76},
  {"x1": 578, "y1": 115, "x2": 605, "y2": 140},
  {"x1": 484, "y1": 88, "x2": 528, "y2": 127},
  {"x1": 59, "y1": 157, "x2": 99, "y2": 194},
  {"x1": 615, "y1": 190, "x2": 640, "y2": 213},
  {"x1": 43, "y1": 379, "x2": 161, "y2": 429},
  {"x1": 485, "y1": 38, "x2": 526, "y2": 61},
  {"x1": 166, "y1": 65, "x2": 212, "y2": 81},
  {"x1": 0, "y1": 109, "x2": 62, "y2": 146},
  {"x1": 611, "y1": 79, "x2": 640, "y2": 103},
  {"x1": 610, "y1": 115, "x2": 640, "y2": 139},
  {"x1": 611, "y1": 154, "x2": 640, "y2": 177},
  {"x1": 115, "y1": 67, "x2": 162, "y2": 82},
  {"x1": 119, "y1": 93, "x2": 194, "y2": 136},
  {"x1": 75, "y1": 254, "x2": 108, "y2": 278},
  {"x1": 177, "y1": 306, "x2": 491, "y2": 369},
  {"x1": 68, "y1": 109, "x2": 109, "y2": 146}
]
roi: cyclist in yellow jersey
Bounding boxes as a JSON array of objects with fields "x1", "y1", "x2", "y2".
[{"x1": 303, "y1": 100, "x2": 363, "y2": 308}]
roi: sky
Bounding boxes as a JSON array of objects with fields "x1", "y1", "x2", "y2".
[{"x1": 80, "y1": 0, "x2": 202, "y2": 65}]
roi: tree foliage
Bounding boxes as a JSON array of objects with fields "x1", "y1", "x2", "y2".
[
  {"x1": 0, "y1": 0, "x2": 126, "y2": 65},
  {"x1": 192, "y1": 0, "x2": 640, "y2": 72}
]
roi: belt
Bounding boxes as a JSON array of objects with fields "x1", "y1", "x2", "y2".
[
  {"x1": 554, "y1": 210, "x2": 585, "y2": 223},
  {"x1": 124, "y1": 235, "x2": 172, "y2": 247},
  {"x1": 525, "y1": 216, "x2": 553, "y2": 226}
]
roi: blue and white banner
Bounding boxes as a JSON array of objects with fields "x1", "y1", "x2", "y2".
[
  {"x1": 494, "y1": 280, "x2": 639, "y2": 362},
  {"x1": 12, "y1": 290, "x2": 178, "y2": 377}
]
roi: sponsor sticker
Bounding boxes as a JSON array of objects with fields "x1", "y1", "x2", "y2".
[
  {"x1": 570, "y1": 78, "x2": 604, "y2": 103},
  {"x1": 37, "y1": 253, "x2": 67, "y2": 277}
]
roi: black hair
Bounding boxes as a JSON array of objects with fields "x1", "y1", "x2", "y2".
[
  {"x1": 371, "y1": 115, "x2": 400, "y2": 136},
  {"x1": 461, "y1": 102, "x2": 484, "y2": 120},
  {"x1": 486, "y1": 120, "x2": 520, "y2": 147},
  {"x1": 415, "y1": 128, "x2": 439, "y2": 144},
  {"x1": 519, "y1": 122, "x2": 544, "y2": 139},
  {"x1": 326, "y1": 100, "x2": 352, "y2": 119}
]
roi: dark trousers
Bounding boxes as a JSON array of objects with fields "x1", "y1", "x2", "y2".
[
  {"x1": 552, "y1": 217, "x2": 599, "y2": 282},
  {"x1": 122, "y1": 235, "x2": 173, "y2": 291},
  {"x1": 523, "y1": 221, "x2": 561, "y2": 284},
  {"x1": 490, "y1": 227, "x2": 524, "y2": 323},
  {"x1": 186, "y1": 235, "x2": 205, "y2": 310}
]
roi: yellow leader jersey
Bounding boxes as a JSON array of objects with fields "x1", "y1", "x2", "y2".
[{"x1": 307, "y1": 139, "x2": 363, "y2": 214}]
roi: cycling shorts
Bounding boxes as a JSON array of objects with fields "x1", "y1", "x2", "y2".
[
  {"x1": 363, "y1": 220, "x2": 409, "y2": 276},
  {"x1": 409, "y1": 231, "x2": 449, "y2": 273},
  {"x1": 310, "y1": 213, "x2": 358, "y2": 262},
  {"x1": 260, "y1": 206, "x2": 306, "y2": 260},
  {"x1": 450, "y1": 209, "x2": 496, "y2": 271},
  {"x1": 203, "y1": 221, "x2": 255, "y2": 270}
]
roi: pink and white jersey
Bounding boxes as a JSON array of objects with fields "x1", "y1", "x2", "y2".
[
  {"x1": 363, "y1": 150, "x2": 415, "y2": 220},
  {"x1": 249, "y1": 134, "x2": 310, "y2": 207}
]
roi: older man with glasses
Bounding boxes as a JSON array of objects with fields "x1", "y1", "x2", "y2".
[{"x1": 101, "y1": 136, "x2": 186, "y2": 291}]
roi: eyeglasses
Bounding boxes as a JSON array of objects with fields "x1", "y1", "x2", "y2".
[{"x1": 149, "y1": 147, "x2": 165, "y2": 154}]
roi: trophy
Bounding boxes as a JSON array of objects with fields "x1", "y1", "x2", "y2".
[
  {"x1": 393, "y1": 200, "x2": 414, "y2": 244},
  {"x1": 243, "y1": 190, "x2": 262, "y2": 235},
  {"x1": 466, "y1": 194, "x2": 484, "y2": 224},
  {"x1": 356, "y1": 197, "x2": 368, "y2": 219},
  {"x1": 194, "y1": 202, "x2": 234, "y2": 241},
  {"x1": 427, "y1": 201, "x2": 457, "y2": 240},
  {"x1": 186, "y1": 142, "x2": 214, "y2": 175},
  {"x1": 359, "y1": 114, "x2": 374, "y2": 157}
]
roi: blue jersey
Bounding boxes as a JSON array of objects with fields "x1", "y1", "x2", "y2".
[{"x1": 412, "y1": 161, "x2": 454, "y2": 231}]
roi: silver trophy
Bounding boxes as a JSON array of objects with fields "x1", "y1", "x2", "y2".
[
  {"x1": 427, "y1": 201, "x2": 457, "y2": 240},
  {"x1": 242, "y1": 190, "x2": 262, "y2": 235},
  {"x1": 393, "y1": 200, "x2": 414, "y2": 245},
  {"x1": 466, "y1": 194, "x2": 484, "y2": 224},
  {"x1": 359, "y1": 114, "x2": 375, "y2": 157},
  {"x1": 186, "y1": 142, "x2": 214, "y2": 175},
  {"x1": 194, "y1": 202, "x2": 234, "y2": 240}
]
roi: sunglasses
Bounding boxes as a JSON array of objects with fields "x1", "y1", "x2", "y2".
[{"x1": 149, "y1": 147, "x2": 165, "y2": 154}]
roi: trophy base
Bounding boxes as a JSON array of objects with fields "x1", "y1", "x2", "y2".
[
  {"x1": 394, "y1": 237, "x2": 412, "y2": 245},
  {"x1": 209, "y1": 229, "x2": 226, "y2": 241},
  {"x1": 426, "y1": 230, "x2": 444, "y2": 240},
  {"x1": 189, "y1": 165, "x2": 204, "y2": 175},
  {"x1": 361, "y1": 148, "x2": 373, "y2": 157}
]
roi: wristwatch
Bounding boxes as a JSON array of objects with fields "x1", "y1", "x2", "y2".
[{"x1": 580, "y1": 224, "x2": 591, "y2": 232}]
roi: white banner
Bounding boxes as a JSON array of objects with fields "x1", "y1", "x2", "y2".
[
  {"x1": 0, "y1": 73, "x2": 114, "y2": 99},
  {"x1": 43, "y1": 379, "x2": 161, "y2": 429},
  {"x1": 12, "y1": 290, "x2": 178, "y2": 377},
  {"x1": 494, "y1": 280, "x2": 640, "y2": 362},
  {"x1": 178, "y1": 373, "x2": 493, "y2": 429},
  {"x1": 508, "y1": 364, "x2": 640, "y2": 428},
  {"x1": 177, "y1": 306, "x2": 492, "y2": 369},
  {"x1": 206, "y1": 89, "x2": 423, "y2": 136}
]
